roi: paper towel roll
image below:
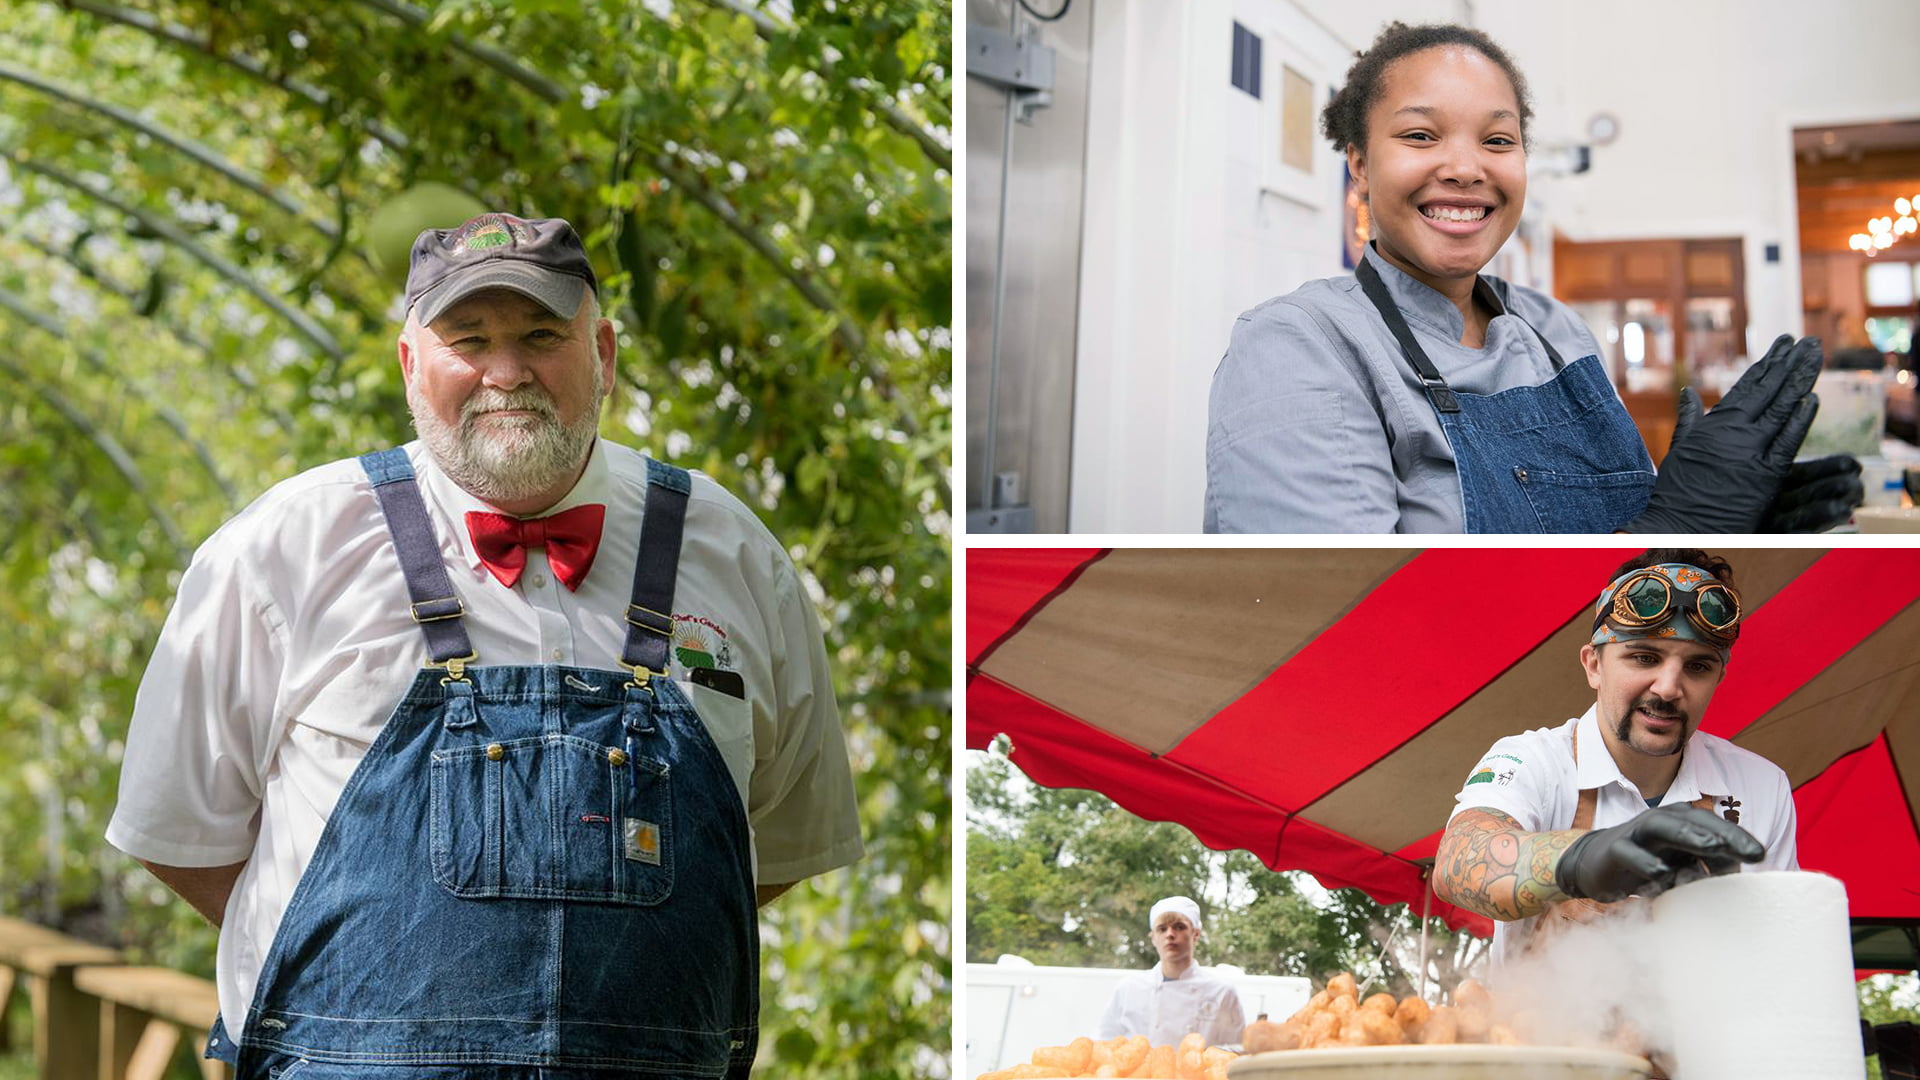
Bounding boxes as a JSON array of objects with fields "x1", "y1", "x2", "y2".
[{"x1": 1649, "y1": 871, "x2": 1863, "y2": 1080}]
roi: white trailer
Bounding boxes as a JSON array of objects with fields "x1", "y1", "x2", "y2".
[{"x1": 965, "y1": 958, "x2": 1312, "y2": 1076}]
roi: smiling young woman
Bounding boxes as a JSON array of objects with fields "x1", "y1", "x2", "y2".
[{"x1": 1203, "y1": 22, "x2": 1858, "y2": 535}]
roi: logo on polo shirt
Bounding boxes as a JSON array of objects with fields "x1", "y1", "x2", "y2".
[
  {"x1": 1467, "y1": 753, "x2": 1523, "y2": 786},
  {"x1": 672, "y1": 613, "x2": 735, "y2": 671}
]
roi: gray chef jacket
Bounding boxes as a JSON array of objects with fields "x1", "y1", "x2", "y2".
[{"x1": 1205, "y1": 244, "x2": 1609, "y2": 533}]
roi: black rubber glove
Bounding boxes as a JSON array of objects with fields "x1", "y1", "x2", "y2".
[
  {"x1": 1555, "y1": 805, "x2": 1765, "y2": 903},
  {"x1": 1624, "y1": 335, "x2": 1823, "y2": 533},
  {"x1": 1761, "y1": 454, "x2": 1864, "y2": 532}
]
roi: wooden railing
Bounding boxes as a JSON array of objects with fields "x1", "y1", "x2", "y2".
[{"x1": 0, "y1": 916, "x2": 229, "y2": 1080}]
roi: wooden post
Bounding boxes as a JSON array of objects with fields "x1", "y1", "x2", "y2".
[
  {"x1": 123, "y1": 1020, "x2": 183, "y2": 1080},
  {"x1": 30, "y1": 959, "x2": 104, "y2": 1080},
  {"x1": 0, "y1": 963, "x2": 15, "y2": 1051},
  {"x1": 98, "y1": 998, "x2": 152, "y2": 1080}
]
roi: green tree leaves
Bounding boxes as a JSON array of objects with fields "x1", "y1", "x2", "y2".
[{"x1": 0, "y1": 2, "x2": 949, "y2": 1076}]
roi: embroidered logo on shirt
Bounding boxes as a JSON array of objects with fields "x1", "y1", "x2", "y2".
[
  {"x1": 1719, "y1": 795, "x2": 1741, "y2": 824},
  {"x1": 624, "y1": 818, "x2": 662, "y2": 865},
  {"x1": 1467, "y1": 753, "x2": 1523, "y2": 785},
  {"x1": 672, "y1": 613, "x2": 735, "y2": 671}
]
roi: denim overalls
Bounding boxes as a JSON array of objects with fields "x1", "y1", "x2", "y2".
[
  {"x1": 1355, "y1": 258, "x2": 1656, "y2": 532},
  {"x1": 206, "y1": 448, "x2": 758, "y2": 1078}
]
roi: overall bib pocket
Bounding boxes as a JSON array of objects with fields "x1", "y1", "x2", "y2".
[
  {"x1": 1511, "y1": 466, "x2": 1657, "y2": 533},
  {"x1": 430, "y1": 732, "x2": 675, "y2": 904}
]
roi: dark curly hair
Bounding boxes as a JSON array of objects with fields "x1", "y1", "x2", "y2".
[
  {"x1": 1320, "y1": 22, "x2": 1534, "y2": 156},
  {"x1": 1609, "y1": 549, "x2": 1737, "y2": 587}
]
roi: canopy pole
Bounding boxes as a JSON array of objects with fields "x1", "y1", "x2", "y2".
[{"x1": 1418, "y1": 866, "x2": 1433, "y2": 1002}]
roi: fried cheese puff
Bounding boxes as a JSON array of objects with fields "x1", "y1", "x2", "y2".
[
  {"x1": 1327, "y1": 994, "x2": 1357, "y2": 1018},
  {"x1": 1361, "y1": 992, "x2": 1398, "y2": 1015},
  {"x1": 1031, "y1": 1037, "x2": 1092, "y2": 1074},
  {"x1": 1417, "y1": 1005, "x2": 1460, "y2": 1045},
  {"x1": 1176, "y1": 1048, "x2": 1207, "y2": 1080},
  {"x1": 1140, "y1": 1043, "x2": 1176, "y2": 1078},
  {"x1": 1487, "y1": 1023, "x2": 1521, "y2": 1046},
  {"x1": 1204, "y1": 1066, "x2": 1230, "y2": 1080},
  {"x1": 1393, "y1": 995, "x2": 1431, "y2": 1040},
  {"x1": 1326, "y1": 972, "x2": 1358, "y2": 1000},
  {"x1": 1295, "y1": 989, "x2": 1331, "y2": 1019},
  {"x1": 1337, "y1": 1009, "x2": 1404, "y2": 1046},
  {"x1": 1452, "y1": 979, "x2": 1492, "y2": 1012},
  {"x1": 1240, "y1": 1019, "x2": 1300, "y2": 1054},
  {"x1": 1179, "y1": 1032, "x2": 1206, "y2": 1056},
  {"x1": 1304, "y1": 1010, "x2": 1341, "y2": 1049},
  {"x1": 975, "y1": 1066, "x2": 1068, "y2": 1080},
  {"x1": 1111, "y1": 1035, "x2": 1150, "y2": 1076}
]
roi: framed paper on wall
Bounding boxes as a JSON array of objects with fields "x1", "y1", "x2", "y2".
[{"x1": 1259, "y1": 28, "x2": 1330, "y2": 209}]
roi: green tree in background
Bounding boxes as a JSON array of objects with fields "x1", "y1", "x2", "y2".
[
  {"x1": 965, "y1": 748, "x2": 1484, "y2": 1002},
  {"x1": 0, "y1": 2, "x2": 949, "y2": 1076},
  {"x1": 967, "y1": 745, "x2": 1920, "y2": 1043}
]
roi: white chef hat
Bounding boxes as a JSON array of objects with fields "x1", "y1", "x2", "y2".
[{"x1": 1149, "y1": 895, "x2": 1202, "y2": 930}]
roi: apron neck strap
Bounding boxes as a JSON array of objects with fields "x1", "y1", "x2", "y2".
[
  {"x1": 619, "y1": 459, "x2": 693, "y2": 678},
  {"x1": 1354, "y1": 254, "x2": 1567, "y2": 420},
  {"x1": 360, "y1": 448, "x2": 475, "y2": 668}
]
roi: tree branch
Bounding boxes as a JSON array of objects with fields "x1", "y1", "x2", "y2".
[
  {"x1": 644, "y1": 150, "x2": 865, "y2": 356},
  {"x1": 59, "y1": 0, "x2": 414, "y2": 153},
  {"x1": 0, "y1": 60, "x2": 339, "y2": 240},
  {"x1": 0, "y1": 284, "x2": 239, "y2": 504},
  {"x1": 11, "y1": 231, "x2": 298, "y2": 437},
  {"x1": 695, "y1": 0, "x2": 952, "y2": 171},
  {"x1": 0, "y1": 352, "x2": 185, "y2": 554},
  {"x1": 7, "y1": 154, "x2": 347, "y2": 358}
]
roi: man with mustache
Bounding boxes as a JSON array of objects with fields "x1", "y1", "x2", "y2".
[
  {"x1": 106, "y1": 214, "x2": 862, "y2": 1077},
  {"x1": 1433, "y1": 549, "x2": 1796, "y2": 968}
]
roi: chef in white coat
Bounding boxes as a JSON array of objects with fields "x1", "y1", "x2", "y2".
[{"x1": 1096, "y1": 896, "x2": 1246, "y2": 1047}]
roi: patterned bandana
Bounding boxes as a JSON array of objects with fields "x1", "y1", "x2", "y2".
[{"x1": 1590, "y1": 563, "x2": 1736, "y2": 650}]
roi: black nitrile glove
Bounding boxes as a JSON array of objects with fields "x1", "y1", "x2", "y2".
[
  {"x1": 1762, "y1": 454, "x2": 1864, "y2": 532},
  {"x1": 1624, "y1": 335, "x2": 1823, "y2": 533},
  {"x1": 1555, "y1": 805, "x2": 1765, "y2": 903}
]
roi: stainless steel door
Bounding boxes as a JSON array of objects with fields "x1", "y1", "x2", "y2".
[{"x1": 966, "y1": 0, "x2": 1093, "y2": 533}]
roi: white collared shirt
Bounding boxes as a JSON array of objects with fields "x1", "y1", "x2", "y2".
[
  {"x1": 1448, "y1": 705, "x2": 1798, "y2": 967},
  {"x1": 1096, "y1": 963, "x2": 1247, "y2": 1047},
  {"x1": 106, "y1": 439, "x2": 863, "y2": 1040}
]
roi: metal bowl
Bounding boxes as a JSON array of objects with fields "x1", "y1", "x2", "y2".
[{"x1": 1227, "y1": 1045, "x2": 1654, "y2": 1080}]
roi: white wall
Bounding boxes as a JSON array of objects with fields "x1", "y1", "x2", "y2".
[
  {"x1": 1484, "y1": 0, "x2": 1920, "y2": 359},
  {"x1": 1065, "y1": 0, "x2": 1920, "y2": 533}
]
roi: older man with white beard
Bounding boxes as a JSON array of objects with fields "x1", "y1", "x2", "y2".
[{"x1": 106, "y1": 214, "x2": 862, "y2": 1078}]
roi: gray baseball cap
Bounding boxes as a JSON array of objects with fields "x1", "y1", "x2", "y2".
[{"x1": 405, "y1": 213, "x2": 598, "y2": 327}]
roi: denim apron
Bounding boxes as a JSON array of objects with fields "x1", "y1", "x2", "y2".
[
  {"x1": 1354, "y1": 258, "x2": 1656, "y2": 532},
  {"x1": 205, "y1": 448, "x2": 758, "y2": 1078}
]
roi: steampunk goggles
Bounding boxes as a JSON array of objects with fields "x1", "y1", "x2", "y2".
[{"x1": 1590, "y1": 566, "x2": 1743, "y2": 648}]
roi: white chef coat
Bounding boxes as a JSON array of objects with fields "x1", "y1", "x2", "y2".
[
  {"x1": 1448, "y1": 705, "x2": 1799, "y2": 968},
  {"x1": 105, "y1": 439, "x2": 864, "y2": 1042},
  {"x1": 1096, "y1": 964, "x2": 1247, "y2": 1047}
]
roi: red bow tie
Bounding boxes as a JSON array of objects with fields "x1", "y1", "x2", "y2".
[{"x1": 465, "y1": 505, "x2": 606, "y2": 592}]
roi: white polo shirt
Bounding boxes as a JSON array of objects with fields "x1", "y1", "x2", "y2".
[
  {"x1": 105, "y1": 439, "x2": 863, "y2": 1042},
  {"x1": 1447, "y1": 705, "x2": 1798, "y2": 968},
  {"x1": 1096, "y1": 964, "x2": 1247, "y2": 1047}
]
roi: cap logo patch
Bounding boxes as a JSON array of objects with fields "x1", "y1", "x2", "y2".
[{"x1": 451, "y1": 214, "x2": 532, "y2": 256}]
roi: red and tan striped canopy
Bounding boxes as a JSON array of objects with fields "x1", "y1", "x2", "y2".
[{"x1": 966, "y1": 548, "x2": 1920, "y2": 942}]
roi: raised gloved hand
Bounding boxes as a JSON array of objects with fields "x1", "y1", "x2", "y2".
[
  {"x1": 1761, "y1": 453, "x2": 1863, "y2": 532},
  {"x1": 1555, "y1": 805, "x2": 1765, "y2": 903},
  {"x1": 1624, "y1": 335, "x2": 1823, "y2": 533}
]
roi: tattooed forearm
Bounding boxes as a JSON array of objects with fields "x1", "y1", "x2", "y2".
[{"x1": 1433, "y1": 808, "x2": 1583, "y2": 921}]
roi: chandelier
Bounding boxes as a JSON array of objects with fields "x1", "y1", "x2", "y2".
[{"x1": 1850, "y1": 195, "x2": 1920, "y2": 255}]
